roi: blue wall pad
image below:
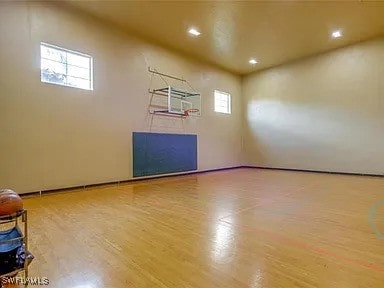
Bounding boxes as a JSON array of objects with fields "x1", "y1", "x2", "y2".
[{"x1": 133, "y1": 132, "x2": 197, "y2": 177}]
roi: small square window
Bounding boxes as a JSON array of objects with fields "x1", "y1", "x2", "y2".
[
  {"x1": 214, "y1": 90, "x2": 231, "y2": 114},
  {"x1": 40, "y1": 42, "x2": 93, "y2": 90}
]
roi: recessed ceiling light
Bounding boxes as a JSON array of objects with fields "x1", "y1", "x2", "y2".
[
  {"x1": 249, "y1": 58, "x2": 258, "y2": 65},
  {"x1": 188, "y1": 28, "x2": 201, "y2": 36},
  {"x1": 331, "y1": 30, "x2": 342, "y2": 38}
]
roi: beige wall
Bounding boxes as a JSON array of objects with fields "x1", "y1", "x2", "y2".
[
  {"x1": 3, "y1": 2, "x2": 383, "y2": 194},
  {"x1": 243, "y1": 37, "x2": 384, "y2": 175},
  {"x1": 0, "y1": 2, "x2": 243, "y2": 193}
]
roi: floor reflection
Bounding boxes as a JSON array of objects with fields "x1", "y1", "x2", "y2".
[
  {"x1": 250, "y1": 267, "x2": 265, "y2": 288},
  {"x1": 211, "y1": 220, "x2": 237, "y2": 265}
]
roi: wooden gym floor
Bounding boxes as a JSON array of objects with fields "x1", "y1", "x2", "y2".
[{"x1": 23, "y1": 168, "x2": 384, "y2": 287}]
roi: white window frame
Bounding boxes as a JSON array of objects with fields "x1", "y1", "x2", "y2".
[
  {"x1": 214, "y1": 90, "x2": 231, "y2": 114},
  {"x1": 40, "y1": 42, "x2": 93, "y2": 91}
]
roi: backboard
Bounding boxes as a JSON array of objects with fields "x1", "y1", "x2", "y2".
[
  {"x1": 148, "y1": 68, "x2": 201, "y2": 117},
  {"x1": 168, "y1": 86, "x2": 201, "y2": 116}
]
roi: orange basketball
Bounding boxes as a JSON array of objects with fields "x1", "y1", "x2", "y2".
[
  {"x1": 1, "y1": 276, "x2": 18, "y2": 288},
  {"x1": 1, "y1": 279, "x2": 19, "y2": 288},
  {"x1": 0, "y1": 189, "x2": 23, "y2": 216}
]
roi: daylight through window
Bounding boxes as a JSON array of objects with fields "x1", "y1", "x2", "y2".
[
  {"x1": 40, "y1": 43, "x2": 93, "y2": 90},
  {"x1": 214, "y1": 90, "x2": 231, "y2": 114}
]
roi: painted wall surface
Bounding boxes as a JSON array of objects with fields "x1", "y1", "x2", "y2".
[
  {"x1": 0, "y1": 2, "x2": 242, "y2": 193},
  {"x1": 243, "y1": 38, "x2": 384, "y2": 175}
]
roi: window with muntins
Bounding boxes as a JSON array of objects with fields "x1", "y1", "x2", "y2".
[
  {"x1": 214, "y1": 90, "x2": 231, "y2": 114},
  {"x1": 40, "y1": 42, "x2": 93, "y2": 90}
]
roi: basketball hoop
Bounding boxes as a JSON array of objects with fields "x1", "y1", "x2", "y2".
[{"x1": 184, "y1": 108, "x2": 199, "y2": 116}]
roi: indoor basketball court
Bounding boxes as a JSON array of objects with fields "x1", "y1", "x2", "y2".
[{"x1": 1, "y1": 1, "x2": 384, "y2": 287}]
